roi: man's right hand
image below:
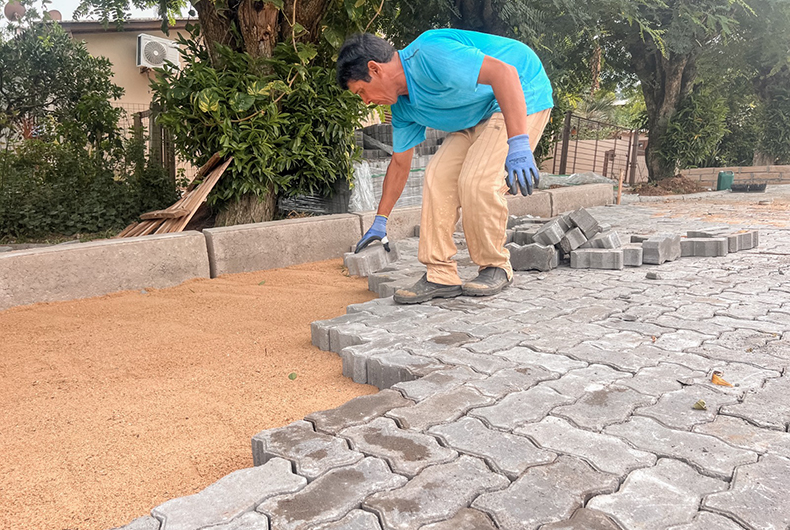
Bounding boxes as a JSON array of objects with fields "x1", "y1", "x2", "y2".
[{"x1": 355, "y1": 214, "x2": 389, "y2": 253}]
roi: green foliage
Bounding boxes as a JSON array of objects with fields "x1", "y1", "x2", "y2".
[
  {"x1": 660, "y1": 89, "x2": 729, "y2": 169},
  {"x1": 150, "y1": 26, "x2": 367, "y2": 208},
  {"x1": 760, "y1": 87, "x2": 790, "y2": 164}
]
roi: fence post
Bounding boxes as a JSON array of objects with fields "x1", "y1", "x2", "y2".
[
  {"x1": 558, "y1": 110, "x2": 572, "y2": 175},
  {"x1": 629, "y1": 130, "x2": 640, "y2": 185}
]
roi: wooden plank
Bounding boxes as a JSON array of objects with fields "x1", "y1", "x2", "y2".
[
  {"x1": 172, "y1": 157, "x2": 233, "y2": 233},
  {"x1": 140, "y1": 208, "x2": 189, "y2": 220},
  {"x1": 185, "y1": 153, "x2": 223, "y2": 192}
]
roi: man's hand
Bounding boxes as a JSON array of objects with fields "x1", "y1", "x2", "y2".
[
  {"x1": 355, "y1": 214, "x2": 389, "y2": 253},
  {"x1": 505, "y1": 134, "x2": 540, "y2": 196}
]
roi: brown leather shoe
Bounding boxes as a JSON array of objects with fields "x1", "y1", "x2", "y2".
[
  {"x1": 462, "y1": 267, "x2": 513, "y2": 296},
  {"x1": 393, "y1": 273, "x2": 463, "y2": 304}
]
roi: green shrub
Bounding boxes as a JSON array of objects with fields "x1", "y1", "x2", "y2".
[{"x1": 660, "y1": 89, "x2": 728, "y2": 169}]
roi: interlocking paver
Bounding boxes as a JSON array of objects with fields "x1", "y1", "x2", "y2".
[
  {"x1": 363, "y1": 455, "x2": 509, "y2": 530},
  {"x1": 258, "y1": 457, "x2": 406, "y2": 530},
  {"x1": 251, "y1": 421, "x2": 362, "y2": 480},
  {"x1": 306, "y1": 390, "x2": 414, "y2": 435},
  {"x1": 114, "y1": 517, "x2": 161, "y2": 530},
  {"x1": 703, "y1": 454, "x2": 790, "y2": 530},
  {"x1": 366, "y1": 351, "x2": 441, "y2": 389},
  {"x1": 517, "y1": 416, "x2": 655, "y2": 475},
  {"x1": 539, "y1": 508, "x2": 621, "y2": 530},
  {"x1": 540, "y1": 364, "x2": 633, "y2": 399},
  {"x1": 680, "y1": 362, "x2": 780, "y2": 395},
  {"x1": 339, "y1": 417, "x2": 456, "y2": 477},
  {"x1": 587, "y1": 458, "x2": 727, "y2": 530},
  {"x1": 386, "y1": 386, "x2": 493, "y2": 431},
  {"x1": 551, "y1": 385, "x2": 655, "y2": 431},
  {"x1": 152, "y1": 458, "x2": 305, "y2": 530},
  {"x1": 392, "y1": 366, "x2": 484, "y2": 402},
  {"x1": 494, "y1": 346, "x2": 587, "y2": 373},
  {"x1": 617, "y1": 363, "x2": 706, "y2": 396},
  {"x1": 693, "y1": 415, "x2": 790, "y2": 458},
  {"x1": 430, "y1": 347, "x2": 517, "y2": 375},
  {"x1": 666, "y1": 512, "x2": 745, "y2": 530},
  {"x1": 605, "y1": 416, "x2": 758, "y2": 480},
  {"x1": 470, "y1": 385, "x2": 575, "y2": 431},
  {"x1": 635, "y1": 385, "x2": 739, "y2": 430},
  {"x1": 465, "y1": 365, "x2": 556, "y2": 398},
  {"x1": 205, "y1": 512, "x2": 269, "y2": 529},
  {"x1": 472, "y1": 455, "x2": 619, "y2": 530},
  {"x1": 430, "y1": 416, "x2": 555, "y2": 479},
  {"x1": 309, "y1": 510, "x2": 382, "y2": 530},
  {"x1": 720, "y1": 374, "x2": 790, "y2": 431},
  {"x1": 418, "y1": 508, "x2": 497, "y2": 530}
]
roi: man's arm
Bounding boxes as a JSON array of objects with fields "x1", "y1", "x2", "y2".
[
  {"x1": 377, "y1": 148, "x2": 414, "y2": 217},
  {"x1": 477, "y1": 55, "x2": 527, "y2": 138}
]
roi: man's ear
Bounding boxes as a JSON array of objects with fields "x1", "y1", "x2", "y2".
[{"x1": 367, "y1": 60, "x2": 382, "y2": 77}]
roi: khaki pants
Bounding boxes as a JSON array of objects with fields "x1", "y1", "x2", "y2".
[{"x1": 419, "y1": 109, "x2": 552, "y2": 285}]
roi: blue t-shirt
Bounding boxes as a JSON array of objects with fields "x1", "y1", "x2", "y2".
[{"x1": 391, "y1": 29, "x2": 554, "y2": 153}]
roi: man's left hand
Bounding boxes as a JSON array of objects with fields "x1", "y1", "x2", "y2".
[{"x1": 505, "y1": 134, "x2": 540, "y2": 196}]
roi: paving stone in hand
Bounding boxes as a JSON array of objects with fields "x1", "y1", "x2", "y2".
[
  {"x1": 517, "y1": 416, "x2": 655, "y2": 476},
  {"x1": 494, "y1": 346, "x2": 587, "y2": 373},
  {"x1": 539, "y1": 508, "x2": 621, "y2": 530},
  {"x1": 587, "y1": 458, "x2": 726, "y2": 530},
  {"x1": 152, "y1": 458, "x2": 305, "y2": 530},
  {"x1": 472, "y1": 455, "x2": 618, "y2": 530},
  {"x1": 551, "y1": 385, "x2": 655, "y2": 431},
  {"x1": 308, "y1": 510, "x2": 382, "y2": 530},
  {"x1": 418, "y1": 508, "x2": 497, "y2": 530},
  {"x1": 604, "y1": 416, "x2": 758, "y2": 481},
  {"x1": 307, "y1": 390, "x2": 414, "y2": 435},
  {"x1": 251, "y1": 420, "x2": 362, "y2": 480},
  {"x1": 703, "y1": 454, "x2": 790, "y2": 530},
  {"x1": 363, "y1": 455, "x2": 509, "y2": 530},
  {"x1": 465, "y1": 365, "x2": 557, "y2": 398},
  {"x1": 392, "y1": 366, "x2": 484, "y2": 402},
  {"x1": 720, "y1": 374, "x2": 790, "y2": 431},
  {"x1": 429, "y1": 416, "x2": 556, "y2": 480},
  {"x1": 470, "y1": 385, "x2": 574, "y2": 431},
  {"x1": 665, "y1": 512, "x2": 745, "y2": 530},
  {"x1": 339, "y1": 417, "x2": 457, "y2": 478},
  {"x1": 386, "y1": 386, "x2": 493, "y2": 432},
  {"x1": 258, "y1": 457, "x2": 406, "y2": 530},
  {"x1": 635, "y1": 385, "x2": 739, "y2": 430},
  {"x1": 693, "y1": 415, "x2": 790, "y2": 458}
]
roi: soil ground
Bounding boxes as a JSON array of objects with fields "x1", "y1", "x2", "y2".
[
  {"x1": 0, "y1": 258, "x2": 377, "y2": 530},
  {"x1": 628, "y1": 174, "x2": 707, "y2": 196}
]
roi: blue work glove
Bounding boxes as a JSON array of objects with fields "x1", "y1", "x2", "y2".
[
  {"x1": 505, "y1": 134, "x2": 540, "y2": 196},
  {"x1": 355, "y1": 214, "x2": 390, "y2": 253}
]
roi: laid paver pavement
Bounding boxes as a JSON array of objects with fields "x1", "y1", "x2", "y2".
[{"x1": 117, "y1": 187, "x2": 790, "y2": 530}]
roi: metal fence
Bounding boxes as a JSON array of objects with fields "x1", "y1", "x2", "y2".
[{"x1": 548, "y1": 111, "x2": 647, "y2": 185}]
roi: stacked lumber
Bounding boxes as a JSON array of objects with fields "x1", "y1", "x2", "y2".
[{"x1": 117, "y1": 154, "x2": 232, "y2": 238}]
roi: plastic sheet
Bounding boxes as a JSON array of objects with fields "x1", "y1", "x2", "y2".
[
  {"x1": 537, "y1": 171, "x2": 616, "y2": 189},
  {"x1": 348, "y1": 161, "x2": 377, "y2": 212}
]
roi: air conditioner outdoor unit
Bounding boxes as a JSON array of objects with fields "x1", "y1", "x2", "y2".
[{"x1": 136, "y1": 34, "x2": 180, "y2": 70}]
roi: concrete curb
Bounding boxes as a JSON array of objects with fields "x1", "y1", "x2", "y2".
[
  {"x1": 621, "y1": 190, "x2": 729, "y2": 204},
  {"x1": 0, "y1": 232, "x2": 210, "y2": 311},
  {"x1": 0, "y1": 184, "x2": 613, "y2": 312}
]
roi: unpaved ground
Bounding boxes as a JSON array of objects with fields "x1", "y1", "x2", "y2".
[{"x1": 0, "y1": 259, "x2": 377, "y2": 530}]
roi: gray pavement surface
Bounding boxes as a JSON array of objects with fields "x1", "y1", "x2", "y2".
[{"x1": 119, "y1": 186, "x2": 790, "y2": 530}]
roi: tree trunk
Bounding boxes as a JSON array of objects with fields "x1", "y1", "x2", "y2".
[
  {"x1": 627, "y1": 37, "x2": 698, "y2": 182},
  {"x1": 215, "y1": 190, "x2": 278, "y2": 227}
]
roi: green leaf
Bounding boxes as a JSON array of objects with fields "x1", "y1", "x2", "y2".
[
  {"x1": 197, "y1": 88, "x2": 220, "y2": 113},
  {"x1": 288, "y1": 372, "x2": 297, "y2": 380},
  {"x1": 231, "y1": 92, "x2": 255, "y2": 112},
  {"x1": 258, "y1": 280, "x2": 266, "y2": 285},
  {"x1": 296, "y1": 43, "x2": 317, "y2": 64},
  {"x1": 268, "y1": 0, "x2": 284, "y2": 8},
  {"x1": 292, "y1": 22, "x2": 305, "y2": 35}
]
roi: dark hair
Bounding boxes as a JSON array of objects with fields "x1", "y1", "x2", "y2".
[{"x1": 336, "y1": 33, "x2": 395, "y2": 90}]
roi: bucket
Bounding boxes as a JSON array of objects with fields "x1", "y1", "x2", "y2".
[{"x1": 717, "y1": 171, "x2": 734, "y2": 191}]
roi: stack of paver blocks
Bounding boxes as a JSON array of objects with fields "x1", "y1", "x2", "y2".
[
  {"x1": 506, "y1": 208, "x2": 760, "y2": 272},
  {"x1": 357, "y1": 124, "x2": 448, "y2": 159}
]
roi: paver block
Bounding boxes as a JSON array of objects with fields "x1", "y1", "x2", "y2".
[
  {"x1": 617, "y1": 363, "x2": 706, "y2": 397},
  {"x1": 387, "y1": 386, "x2": 493, "y2": 431},
  {"x1": 559, "y1": 227, "x2": 587, "y2": 254},
  {"x1": 465, "y1": 331, "x2": 530, "y2": 354},
  {"x1": 516, "y1": 416, "x2": 655, "y2": 476},
  {"x1": 580, "y1": 230, "x2": 622, "y2": 249},
  {"x1": 533, "y1": 219, "x2": 566, "y2": 246},
  {"x1": 364, "y1": 455, "x2": 509, "y2": 530},
  {"x1": 703, "y1": 454, "x2": 790, "y2": 530},
  {"x1": 539, "y1": 508, "x2": 621, "y2": 530},
  {"x1": 310, "y1": 510, "x2": 382, "y2": 530},
  {"x1": 635, "y1": 385, "x2": 740, "y2": 430},
  {"x1": 430, "y1": 416, "x2": 555, "y2": 479},
  {"x1": 495, "y1": 346, "x2": 588, "y2": 373},
  {"x1": 251, "y1": 420, "x2": 362, "y2": 480},
  {"x1": 258, "y1": 457, "x2": 406, "y2": 530},
  {"x1": 680, "y1": 238, "x2": 728, "y2": 257},
  {"x1": 666, "y1": 512, "x2": 745, "y2": 530},
  {"x1": 513, "y1": 225, "x2": 541, "y2": 246},
  {"x1": 466, "y1": 365, "x2": 556, "y2": 398},
  {"x1": 570, "y1": 248, "x2": 624, "y2": 270},
  {"x1": 152, "y1": 458, "x2": 305, "y2": 530},
  {"x1": 473, "y1": 455, "x2": 618, "y2": 530},
  {"x1": 693, "y1": 415, "x2": 790, "y2": 458},
  {"x1": 541, "y1": 364, "x2": 632, "y2": 400},
  {"x1": 469, "y1": 385, "x2": 574, "y2": 431},
  {"x1": 587, "y1": 459, "x2": 726, "y2": 530},
  {"x1": 306, "y1": 390, "x2": 414, "y2": 435},
  {"x1": 113, "y1": 517, "x2": 161, "y2": 530},
  {"x1": 605, "y1": 416, "x2": 758, "y2": 481},
  {"x1": 642, "y1": 234, "x2": 682, "y2": 264},
  {"x1": 551, "y1": 385, "x2": 656, "y2": 431},
  {"x1": 622, "y1": 244, "x2": 643, "y2": 266},
  {"x1": 343, "y1": 243, "x2": 399, "y2": 277},
  {"x1": 507, "y1": 243, "x2": 559, "y2": 272},
  {"x1": 367, "y1": 351, "x2": 441, "y2": 389},
  {"x1": 720, "y1": 374, "x2": 790, "y2": 430},
  {"x1": 339, "y1": 417, "x2": 457, "y2": 477},
  {"x1": 392, "y1": 366, "x2": 484, "y2": 402},
  {"x1": 568, "y1": 208, "x2": 601, "y2": 238},
  {"x1": 206, "y1": 512, "x2": 269, "y2": 529},
  {"x1": 419, "y1": 508, "x2": 497, "y2": 530},
  {"x1": 431, "y1": 348, "x2": 516, "y2": 375}
]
